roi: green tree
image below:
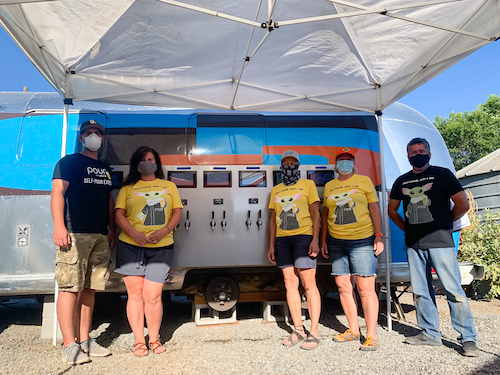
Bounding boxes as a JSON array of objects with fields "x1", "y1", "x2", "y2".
[
  {"x1": 434, "y1": 95, "x2": 500, "y2": 171},
  {"x1": 458, "y1": 208, "x2": 500, "y2": 299}
]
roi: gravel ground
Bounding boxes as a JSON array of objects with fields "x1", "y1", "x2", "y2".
[{"x1": 0, "y1": 291, "x2": 499, "y2": 375}]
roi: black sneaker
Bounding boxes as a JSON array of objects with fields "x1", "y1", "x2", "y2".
[
  {"x1": 462, "y1": 341, "x2": 480, "y2": 357},
  {"x1": 404, "y1": 332, "x2": 442, "y2": 346}
]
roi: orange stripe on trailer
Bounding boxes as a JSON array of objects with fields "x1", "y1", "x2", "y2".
[
  {"x1": 160, "y1": 154, "x2": 263, "y2": 165},
  {"x1": 263, "y1": 146, "x2": 381, "y2": 186}
]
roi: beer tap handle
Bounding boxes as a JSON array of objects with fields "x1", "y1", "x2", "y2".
[
  {"x1": 245, "y1": 210, "x2": 252, "y2": 229},
  {"x1": 221, "y1": 210, "x2": 227, "y2": 230},
  {"x1": 256, "y1": 209, "x2": 263, "y2": 229},
  {"x1": 210, "y1": 211, "x2": 216, "y2": 230},
  {"x1": 185, "y1": 210, "x2": 191, "y2": 231}
]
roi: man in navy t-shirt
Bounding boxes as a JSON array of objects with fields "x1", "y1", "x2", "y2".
[
  {"x1": 51, "y1": 119, "x2": 114, "y2": 364},
  {"x1": 388, "y1": 137, "x2": 478, "y2": 357}
]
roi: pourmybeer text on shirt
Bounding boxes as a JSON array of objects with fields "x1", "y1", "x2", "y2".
[{"x1": 83, "y1": 166, "x2": 112, "y2": 185}]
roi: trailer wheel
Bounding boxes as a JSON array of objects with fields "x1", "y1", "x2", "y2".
[{"x1": 204, "y1": 277, "x2": 239, "y2": 312}]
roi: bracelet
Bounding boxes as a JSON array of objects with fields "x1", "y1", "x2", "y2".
[
  {"x1": 166, "y1": 226, "x2": 172, "y2": 233},
  {"x1": 375, "y1": 233, "x2": 384, "y2": 238}
]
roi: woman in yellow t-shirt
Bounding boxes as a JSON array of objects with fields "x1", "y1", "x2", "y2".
[
  {"x1": 115, "y1": 146, "x2": 182, "y2": 357},
  {"x1": 320, "y1": 148, "x2": 384, "y2": 351},
  {"x1": 268, "y1": 150, "x2": 321, "y2": 350}
]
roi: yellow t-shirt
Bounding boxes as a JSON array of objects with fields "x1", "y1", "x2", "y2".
[
  {"x1": 116, "y1": 179, "x2": 183, "y2": 247},
  {"x1": 269, "y1": 179, "x2": 319, "y2": 237},
  {"x1": 323, "y1": 174, "x2": 379, "y2": 240}
]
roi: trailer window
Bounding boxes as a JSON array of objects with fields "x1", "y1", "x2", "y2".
[
  {"x1": 204, "y1": 171, "x2": 232, "y2": 188},
  {"x1": 239, "y1": 171, "x2": 266, "y2": 187},
  {"x1": 168, "y1": 171, "x2": 197, "y2": 188},
  {"x1": 307, "y1": 170, "x2": 334, "y2": 187},
  {"x1": 111, "y1": 171, "x2": 123, "y2": 188}
]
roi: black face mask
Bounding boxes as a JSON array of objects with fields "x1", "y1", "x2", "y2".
[
  {"x1": 409, "y1": 153, "x2": 430, "y2": 168},
  {"x1": 281, "y1": 164, "x2": 300, "y2": 185}
]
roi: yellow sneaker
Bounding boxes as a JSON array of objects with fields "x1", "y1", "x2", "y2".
[
  {"x1": 360, "y1": 335, "x2": 379, "y2": 351},
  {"x1": 333, "y1": 329, "x2": 361, "y2": 342}
]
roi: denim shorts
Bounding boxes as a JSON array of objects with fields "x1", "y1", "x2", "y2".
[
  {"x1": 275, "y1": 234, "x2": 316, "y2": 269},
  {"x1": 114, "y1": 240, "x2": 174, "y2": 284},
  {"x1": 326, "y1": 234, "x2": 377, "y2": 277}
]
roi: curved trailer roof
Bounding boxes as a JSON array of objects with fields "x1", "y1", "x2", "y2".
[{"x1": 1, "y1": 0, "x2": 499, "y2": 112}]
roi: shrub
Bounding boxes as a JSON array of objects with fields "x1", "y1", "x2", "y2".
[{"x1": 458, "y1": 208, "x2": 500, "y2": 299}]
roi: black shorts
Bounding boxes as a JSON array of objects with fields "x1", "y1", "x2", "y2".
[
  {"x1": 275, "y1": 234, "x2": 316, "y2": 269},
  {"x1": 114, "y1": 240, "x2": 174, "y2": 283}
]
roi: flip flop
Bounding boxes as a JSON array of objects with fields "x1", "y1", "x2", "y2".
[
  {"x1": 283, "y1": 330, "x2": 307, "y2": 347},
  {"x1": 300, "y1": 334, "x2": 319, "y2": 350}
]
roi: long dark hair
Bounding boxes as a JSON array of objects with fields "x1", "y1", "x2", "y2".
[{"x1": 122, "y1": 146, "x2": 164, "y2": 186}]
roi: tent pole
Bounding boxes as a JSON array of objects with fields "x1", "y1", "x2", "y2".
[
  {"x1": 53, "y1": 98, "x2": 72, "y2": 346},
  {"x1": 376, "y1": 110, "x2": 392, "y2": 332},
  {"x1": 60, "y1": 100, "x2": 70, "y2": 158}
]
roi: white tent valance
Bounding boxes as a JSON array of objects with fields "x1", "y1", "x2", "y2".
[{"x1": 1, "y1": 0, "x2": 499, "y2": 112}]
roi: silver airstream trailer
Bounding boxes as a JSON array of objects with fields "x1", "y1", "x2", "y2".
[{"x1": 0, "y1": 93, "x2": 481, "y2": 317}]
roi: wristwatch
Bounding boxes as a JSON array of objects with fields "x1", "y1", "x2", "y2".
[{"x1": 375, "y1": 233, "x2": 384, "y2": 238}]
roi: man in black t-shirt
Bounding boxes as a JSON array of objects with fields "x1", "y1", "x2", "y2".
[
  {"x1": 388, "y1": 137, "x2": 478, "y2": 357},
  {"x1": 51, "y1": 119, "x2": 114, "y2": 364}
]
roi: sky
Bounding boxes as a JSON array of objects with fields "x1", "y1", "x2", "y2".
[{"x1": 1, "y1": 27, "x2": 499, "y2": 121}]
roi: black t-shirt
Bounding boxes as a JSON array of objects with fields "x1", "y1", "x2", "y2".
[
  {"x1": 390, "y1": 165, "x2": 463, "y2": 249},
  {"x1": 53, "y1": 153, "x2": 112, "y2": 234}
]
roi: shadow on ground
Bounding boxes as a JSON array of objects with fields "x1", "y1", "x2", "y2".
[{"x1": 0, "y1": 297, "x2": 42, "y2": 333}]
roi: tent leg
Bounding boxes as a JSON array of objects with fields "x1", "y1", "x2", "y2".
[
  {"x1": 61, "y1": 101, "x2": 70, "y2": 157},
  {"x1": 54, "y1": 99, "x2": 71, "y2": 346},
  {"x1": 376, "y1": 111, "x2": 392, "y2": 332},
  {"x1": 53, "y1": 282, "x2": 59, "y2": 346}
]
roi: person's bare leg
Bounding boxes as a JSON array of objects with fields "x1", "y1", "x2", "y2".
[
  {"x1": 57, "y1": 291, "x2": 78, "y2": 347},
  {"x1": 356, "y1": 275, "x2": 379, "y2": 339},
  {"x1": 124, "y1": 276, "x2": 147, "y2": 349},
  {"x1": 298, "y1": 268, "x2": 321, "y2": 348},
  {"x1": 282, "y1": 267, "x2": 306, "y2": 344},
  {"x1": 143, "y1": 279, "x2": 166, "y2": 353},
  {"x1": 335, "y1": 274, "x2": 360, "y2": 334},
  {"x1": 77, "y1": 288, "x2": 95, "y2": 343},
  {"x1": 298, "y1": 268, "x2": 321, "y2": 336}
]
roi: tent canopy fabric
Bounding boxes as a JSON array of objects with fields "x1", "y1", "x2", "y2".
[{"x1": 1, "y1": 0, "x2": 499, "y2": 113}]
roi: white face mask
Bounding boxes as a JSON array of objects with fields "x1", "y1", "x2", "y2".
[{"x1": 84, "y1": 133, "x2": 102, "y2": 151}]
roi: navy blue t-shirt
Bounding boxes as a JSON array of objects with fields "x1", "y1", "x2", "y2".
[
  {"x1": 53, "y1": 153, "x2": 112, "y2": 234},
  {"x1": 390, "y1": 166, "x2": 463, "y2": 249}
]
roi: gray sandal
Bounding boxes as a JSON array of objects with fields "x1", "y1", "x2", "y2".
[
  {"x1": 300, "y1": 334, "x2": 319, "y2": 350},
  {"x1": 283, "y1": 330, "x2": 307, "y2": 347}
]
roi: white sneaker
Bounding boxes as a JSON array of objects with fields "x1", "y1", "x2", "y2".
[
  {"x1": 80, "y1": 338, "x2": 111, "y2": 357},
  {"x1": 61, "y1": 342, "x2": 91, "y2": 364}
]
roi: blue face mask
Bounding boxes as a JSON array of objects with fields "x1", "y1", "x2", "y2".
[{"x1": 336, "y1": 160, "x2": 354, "y2": 175}]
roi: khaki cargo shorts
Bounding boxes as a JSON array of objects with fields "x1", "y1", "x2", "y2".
[{"x1": 54, "y1": 233, "x2": 111, "y2": 292}]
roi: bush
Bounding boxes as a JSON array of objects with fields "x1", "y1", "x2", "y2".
[{"x1": 458, "y1": 208, "x2": 500, "y2": 299}]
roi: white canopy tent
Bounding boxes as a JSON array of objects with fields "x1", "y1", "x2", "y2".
[
  {"x1": 1, "y1": 0, "x2": 499, "y2": 112},
  {"x1": 1, "y1": 0, "x2": 499, "y2": 338}
]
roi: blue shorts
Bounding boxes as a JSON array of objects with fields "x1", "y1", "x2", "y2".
[
  {"x1": 326, "y1": 234, "x2": 377, "y2": 277},
  {"x1": 114, "y1": 240, "x2": 174, "y2": 284},
  {"x1": 275, "y1": 234, "x2": 316, "y2": 269}
]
